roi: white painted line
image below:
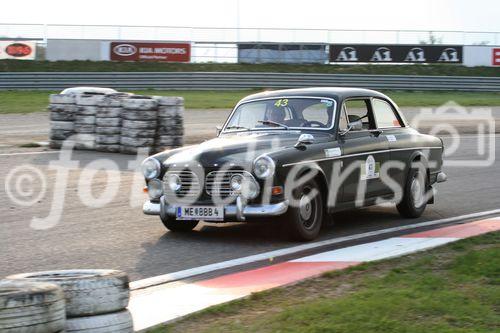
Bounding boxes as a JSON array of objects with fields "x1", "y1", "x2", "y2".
[
  {"x1": 129, "y1": 209, "x2": 500, "y2": 290},
  {"x1": 292, "y1": 237, "x2": 456, "y2": 262},
  {"x1": 0, "y1": 151, "x2": 59, "y2": 157}
]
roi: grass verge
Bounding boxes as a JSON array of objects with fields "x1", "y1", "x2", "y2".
[
  {"x1": 153, "y1": 231, "x2": 499, "y2": 333},
  {"x1": 0, "y1": 90, "x2": 499, "y2": 114},
  {"x1": 2, "y1": 60, "x2": 500, "y2": 77}
]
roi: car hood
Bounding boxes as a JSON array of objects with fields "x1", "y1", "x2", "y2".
[{"x1": 156, "y1": 131, "x2": 330, "y2": 168}]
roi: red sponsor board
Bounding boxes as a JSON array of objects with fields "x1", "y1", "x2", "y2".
[
  {"x1": 493, "y1": 48, "x2": 500, "y2": 66},
  {"x1": 110, "y1": 42, "x2": 190, "y2": 62}
]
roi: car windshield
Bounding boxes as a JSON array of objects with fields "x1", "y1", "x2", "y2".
[{"x1": 224, "y1": 97, "x2": 336, "y2": 132}]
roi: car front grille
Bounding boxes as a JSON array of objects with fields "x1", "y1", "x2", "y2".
[
  {"x1": 205, "y1": 170, "x2": 253, "y2": 199},
  {"x1": 163, "y1": 170, "x2": 201, "y2": 199}
]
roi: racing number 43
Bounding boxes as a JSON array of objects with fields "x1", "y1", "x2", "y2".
[{"x1": 274, "y1": 99, "x2": 288, "y2": 107}]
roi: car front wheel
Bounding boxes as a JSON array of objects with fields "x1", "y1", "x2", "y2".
[{"x1": 284, "y1": 179, "x2": 324, "y2": 241}]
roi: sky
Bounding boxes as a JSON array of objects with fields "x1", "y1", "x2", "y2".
[{"x1": 1, "y1": 0, "x2": 499, "y2": 32}]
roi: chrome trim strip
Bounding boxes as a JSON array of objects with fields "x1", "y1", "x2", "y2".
[
  {"x1": 159, "y1": 200, "x2": 289, "y2": 219},
  {"x1": 282, "y1": 146, "x2": 441, "y2": 167}
]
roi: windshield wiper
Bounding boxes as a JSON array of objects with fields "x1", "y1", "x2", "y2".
[
  {"x1": 225, "y1": 125, "x2": 250, "y2": 130},
  {"x1": 258, "y1": 120, "x2": 289, "y2": 130}
]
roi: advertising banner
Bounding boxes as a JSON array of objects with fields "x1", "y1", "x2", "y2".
[
  {"x1": 493, "y1": 48, "x2": 500, "y2": 66},
  {"x1": 0, "y1": 41, "x2": 36, "y2": 60},
  {"x1": 238, "y1": 43, "x2": 327, "y2": 64},
  {"x1": 110, "y1": 42, "x2": 190, "y2": 62},
  {"x1": 330, "y1": 44, "x2": 463, "y2": 63}
]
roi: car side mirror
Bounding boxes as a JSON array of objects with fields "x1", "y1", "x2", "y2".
[
  {"x1": 216, "y1": 126, "x2": 222, "y2": 136},
  {"x1": 294, "y1": 133, "x2": 315, "y2": 148}
]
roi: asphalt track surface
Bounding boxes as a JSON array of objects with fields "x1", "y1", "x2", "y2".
[{"x1": 1, "y1": 133, "x2": 498, "y2": 281}]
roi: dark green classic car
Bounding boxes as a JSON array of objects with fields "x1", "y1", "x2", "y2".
[{"x1": 142, "y1": 88, "x2": 447, "y2": 241}]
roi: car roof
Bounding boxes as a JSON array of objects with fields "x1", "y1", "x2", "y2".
[{"x1": 239, "y1": 87, "x2": 390, "y2": 103}]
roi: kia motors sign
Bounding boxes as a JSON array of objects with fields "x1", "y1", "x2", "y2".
[
  {"x1": 330, "y1": 44, "x2": 462, "y2": 63},
  {"x1": 493, "y1": 48, "x2": 500, "y2": 66},
  {"x1": 110, "y1": 42, "x2": 190, "y2": 62},
  {"x1": 0, "y1": 41, "x2": 36, "y2": 60}
]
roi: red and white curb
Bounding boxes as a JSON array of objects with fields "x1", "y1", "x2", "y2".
[{"x1": 128, "y1": 217, "x2": 499, "y2": 331}]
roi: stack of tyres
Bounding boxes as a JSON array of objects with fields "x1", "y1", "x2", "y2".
[
  {"x1": 120, "y1": 96, "x2": 158, "y2": 155},
  {"x1": 49, "y1": 94, "x2": 77, "y2": 149},
  {"x1": 74, "y1": 94, "x2": 105, "y2": 150},
  {"x1": 95, "y1": 94, "x2": 130, "y2": 153},
  {"x1": 6, "y1": 270, "x2": 133, "y2": 332},
  {"x1": 154, "y1": 96, "x2": 184, "y2": 152}
]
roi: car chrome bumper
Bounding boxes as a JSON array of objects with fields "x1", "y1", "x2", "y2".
[{"x1": 142, "y1": 199, "x2": 289, "y2": 220}]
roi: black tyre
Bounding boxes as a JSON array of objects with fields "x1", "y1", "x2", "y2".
[
  {"x1": 284, "y1": 179, "x2": 324, "y2": 241},
  {"x1": 160, "y1": 215, "x2": 199, "y2": 232},
  {"x1": 397, "y1": 162, "x2": 428, "y2": 218}
]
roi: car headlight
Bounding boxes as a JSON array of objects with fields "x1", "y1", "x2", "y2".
[
  {"x1": 230, "y1": 174, "x2": 260, "y2": 200},
  {"x1": 141, "y1": 158, "x2": 161, "y2": 180},
  {"x1": 253, "y1": 155, "x2": 275, "y2": 179},
  {"x1": 230, "y1": 174, "x2": 244, "y2": 192},
  {"x1": 167, "y1": 174, "x2": 182, "y2": 192},
  {"x1": 147, "y1": 179, "x2": 163, "y2": 199}
]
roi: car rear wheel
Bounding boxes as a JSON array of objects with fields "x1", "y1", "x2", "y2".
[
  {"x1": 397, "y1": 162, "x2": 428, "y2": 218},
  {"x1": 284, "y1": 179, "x2": 324, "y2": 241},
  {"x1": 160, "y1": 215, "x2": 199, "y2": 232}
]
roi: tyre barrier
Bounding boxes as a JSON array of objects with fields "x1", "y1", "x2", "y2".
[
  {"x1": 96, "y1": 95, "x2": 128, "y2": 153},
  {"x1": 48, "y1": 89, "x2": 185, "y2": 155},
  {"x1": 155, "y1": 96, "x2": 185, "y2": 152},
  {"x1": 120, "y1": 95, "x2": 158, "y2": 155},
  {"x1": 5, "y1": 269, "x2": 132, "y2": 333},
  {"x1": 0, "y1": 280, "x2": 66, "y2": 333},
  {"x1": 48, "y1": 95, "x2": 78, "y2": 149}
]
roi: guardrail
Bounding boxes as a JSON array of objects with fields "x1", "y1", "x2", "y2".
[{"x1": 1, "y1": 72, "x2": 499, "y2": 91}]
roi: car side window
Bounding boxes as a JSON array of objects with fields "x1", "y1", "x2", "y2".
[
  {"x1": 343, "y1": 99, "x2": 375, "y2": 130},
  {"x1": 372, "y1": 98, "x2": 402, "y2": 128}
]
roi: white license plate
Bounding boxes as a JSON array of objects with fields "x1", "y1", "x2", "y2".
[{"x1": 176, "y1": 206, "x2": 224, "y2": 221}]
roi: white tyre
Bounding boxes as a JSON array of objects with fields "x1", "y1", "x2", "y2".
[
  {"x1": 120, "y1": 145, "x2": 149, "y2": 155},
  {"x1": 77, "y1": 106, "x2": 99, "y2": 116},
  {"x1": 74, "y1": 134, "x2": 95, "y2": 141},
  {"x1": 97, "y1": 107, "x2": 121, "y2": 118},
  {"x1": 158, "y1": 105, "x2": 184, "y2": 118},
  {"x1": 96, "y1": 135, "x2": 121, "y2": 145},
  {"x1": 51, "y1": 121, "x2": 74, "y2": 131},
  {"x1": 97, "y1": 95, "x2": 129, "y2": 108},
  {"x1": 172, "y1": 136, "x2": 183, "y2": 147},
  {"x1": 96, "y1": 118, "x2": 121, "y2": 127},
  {"x1": 75, "y1": 116, "x2": 96, "y2": 125},
  {"x1": 50, "y1": 129, "x2": 74, "y2": 140},
  {"x1": 50, "y1": 112, "x2": 75, "y2": 122},
  {"x1": 65, "y1": 310, "x2": 133, "y2": 333},
  {"x1": 7, "y1": 270, "x2": 130, "y2": 318},
  {"x1": 96, "y1": 127, "x2": 121, "y2": 135},
  {"x1": 74, "y1": 124, "x2": 95, "y2": 134},
  {"x1": 154, "y1": 96, "x2": 184, "y2": 106},
  {"x1": 120, "y1": 128, "x2": 156, "y2": 137},
  {"x1": 121, "y1": 97, "x2": 157, "y2": 111},
  {"x1": 95, "y1": 144, "x2": 121, "y2": 153},
  {"x1": 76, "y1": 94, "x2": 105, "y2": 106},
  {"x1": 122, "y1": 119, "x2": 156, "y2": 130},
  {"x1": 121, "y1": 109, "x2": 157, "y2": 121},
  {"x1": 155, "y1": 136, "x2": 173, "y2": 146},
  {"x1": 120, "y1": 136, "x2": 154, "y2": 147},
  {"x1": 50, "y1": 94, "x2": 75, "y2": 104},
  {"x1": 0, "y1": 280, "x2": 66, "y2": 333},
  {"x1": 49, "y1": 104, "x2": 78, "y2": 113}
]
